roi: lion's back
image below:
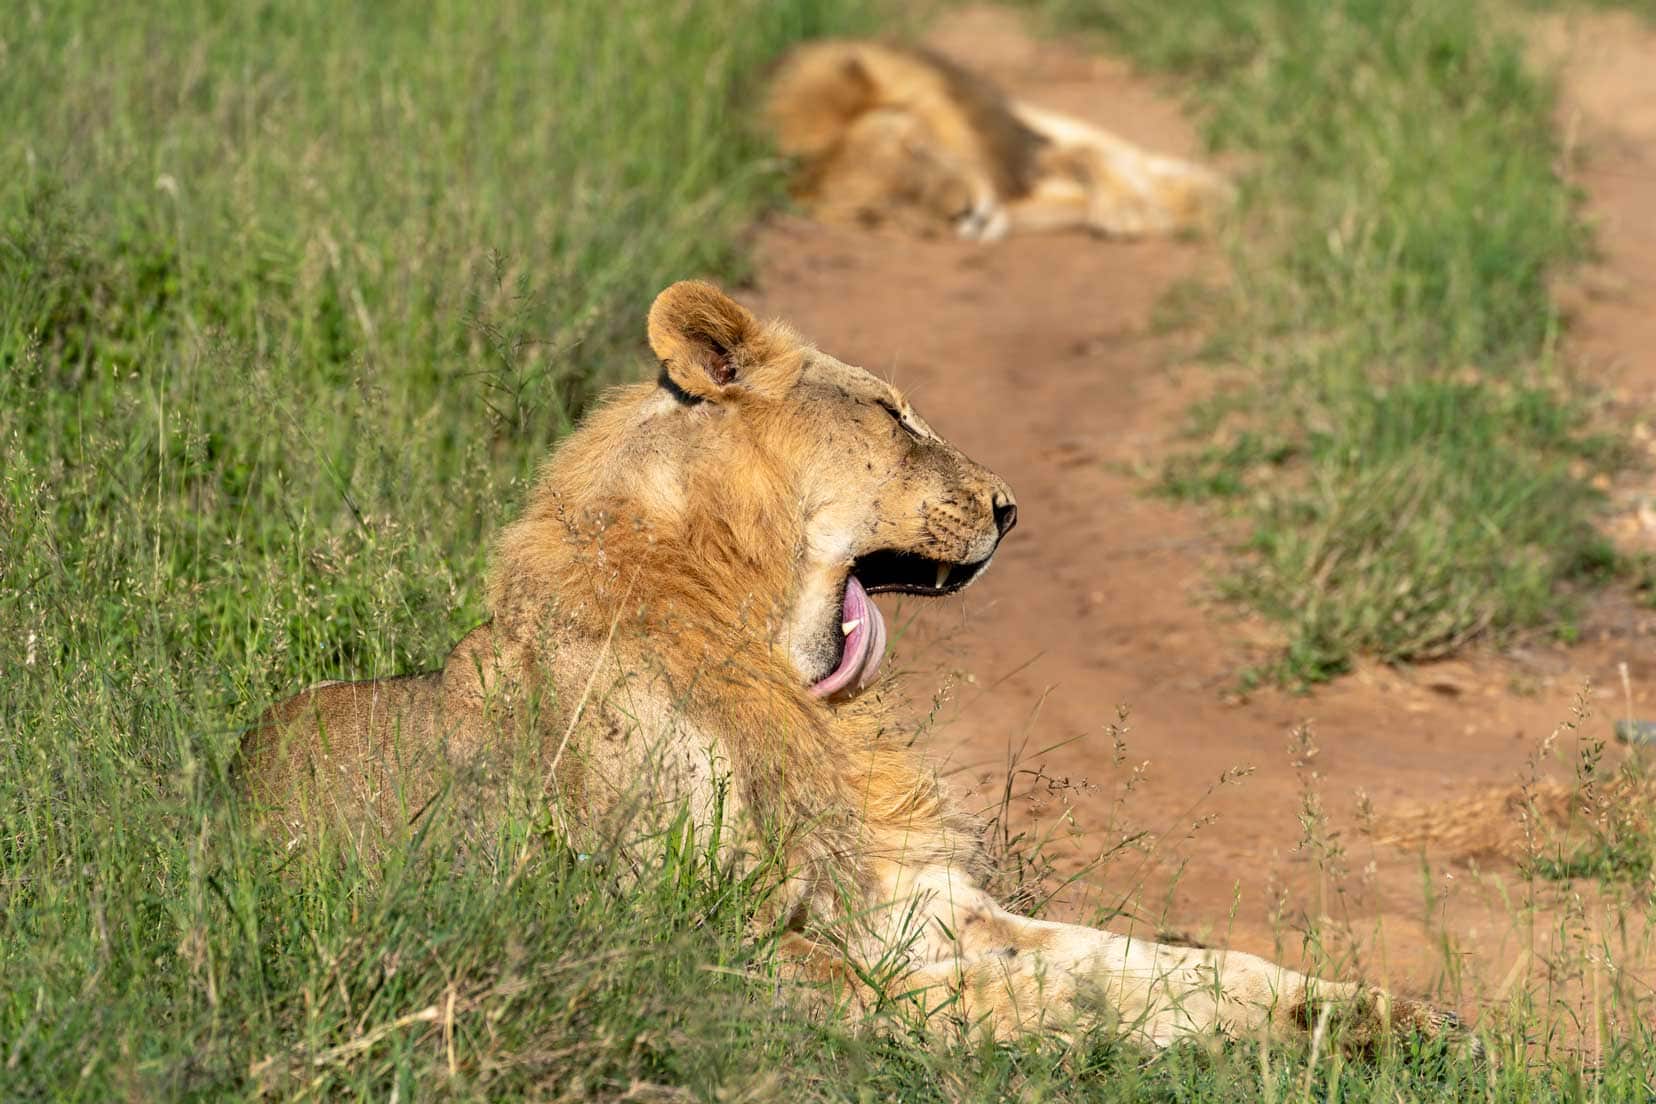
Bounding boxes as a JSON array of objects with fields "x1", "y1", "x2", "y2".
[{"x1": 238, "y1": 672, "x2": 450, "y2": 841}]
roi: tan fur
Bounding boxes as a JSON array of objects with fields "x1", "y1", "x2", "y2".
[
  {"x1": 240, "y1": 282, "x2": 1466, "y2": 1051},
  {"x1": 764, "y1": 40, "x2": 1235, "y2": 241}
]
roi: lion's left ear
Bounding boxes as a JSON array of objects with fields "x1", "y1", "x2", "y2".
[{"x1": 647, "y1": 280, "x2": 766, "y2": 402}]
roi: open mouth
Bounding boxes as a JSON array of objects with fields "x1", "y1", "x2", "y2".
[
  {"x1": 850, "y1": 548, "x2": 994, "y2": 597},
  {"x1": 809, "y1": 550, "x2": 995, "y2": 699}
]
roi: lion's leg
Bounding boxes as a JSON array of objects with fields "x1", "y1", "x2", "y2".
[
  {"x1": 773, "y1": 927, "x2": 1091, "y2": 1038},
  {"x1": 1010, "y1": 101, "x2": 1234, "y2": 237},
  {"x1": 853, "y1": 861, "x2": 1460, "y2": 1049},
  {"x1": 888, "y1": 935, "x2": 1459, "y2": 1051},
  {"x1": 977, "y1": 898, "x2": 1465, "y2": 1048},
  {"x1": 1003, "y1": 177, "x2": 1094, "y2": 236},
  {"x1": 1061, "y1": 923, "x2": 1363, "y2": 1047},
  {"x1": 920, "y1": 913, "x2": 1358, "y2": 1047}
]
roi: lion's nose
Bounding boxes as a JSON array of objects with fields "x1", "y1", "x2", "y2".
[{"x1": 991, "y1": 491, "x2": 1017, "y2": 537}]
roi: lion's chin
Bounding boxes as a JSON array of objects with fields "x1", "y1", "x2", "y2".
[{"x1": 810, "y1": 575, "x2": 888, "y2": 699}]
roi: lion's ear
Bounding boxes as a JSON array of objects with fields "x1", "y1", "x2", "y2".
[{"x1": 647, "y1": 281, "x2": 764, "y2": 401}]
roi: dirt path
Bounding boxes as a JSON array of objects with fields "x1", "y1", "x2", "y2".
[
  {"x1": 743, "y1": 6, "x2": 1656, "y2": 1025},
  {"x1": 1540, "y1": 9, "x2": 1656, "y2": 561}
]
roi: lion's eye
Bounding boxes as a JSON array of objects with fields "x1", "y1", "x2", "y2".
[{"x1": 878, "y1": 400, "x2": 921, "y2": 439}]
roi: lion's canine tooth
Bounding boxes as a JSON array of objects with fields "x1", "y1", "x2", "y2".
[
  {"x1": 842, "y1": 619, "x2": 862, "y2": 635},
  {"x1": 935, "y1": 564, "x2": 951, "y2": 589}
]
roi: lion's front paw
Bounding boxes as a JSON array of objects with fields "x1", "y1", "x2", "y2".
[
  {"x1": 955, "y1": 202, "x2": 1009, "y2": 242},
  {"x1": 1374, "y1": 991, "x2": 1485, "y2": 1062}
]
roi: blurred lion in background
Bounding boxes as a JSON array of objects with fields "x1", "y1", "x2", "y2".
[{"x1": 764, "y1": 39, "x2": 1234, "y2": 241}]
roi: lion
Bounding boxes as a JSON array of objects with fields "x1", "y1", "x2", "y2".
[
  {"x1": 240, "y1": 280, "x2": 1467, "y2": 1052},
  {"x1": 763, "y1": 40, "x2": 1235, "y2": 241}
]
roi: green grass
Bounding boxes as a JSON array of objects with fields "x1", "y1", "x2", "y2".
[
  {"x1": 1528, "y1": 734, "x2": 1656, "y2": 884},
  {"x1": 5, "y1": 0, "x2": 1656, "y2": 1096},
  {"x1": 1036, "y1": 0, "x2": 1630, "y2": 683}
]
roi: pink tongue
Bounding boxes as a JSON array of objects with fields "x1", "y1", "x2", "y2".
[{"x1": 810, "y1": 575, "x2": 887, "y2": 698}]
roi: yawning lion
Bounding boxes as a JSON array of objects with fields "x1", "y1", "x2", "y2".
[{"x1": 241, "y1": 281, "x2": 1465, "y2": 1051}]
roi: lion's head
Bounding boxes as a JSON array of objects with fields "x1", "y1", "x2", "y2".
[
  {"x1": 791, "y1": 109, "x2": 995, "y2": 239},
  {"x1": 491, "y1": 281, "x2": 1016, "y2": 701}
]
